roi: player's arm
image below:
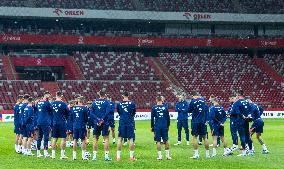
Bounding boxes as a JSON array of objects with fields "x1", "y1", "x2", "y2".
[
  {"x1": 220, "y1": 108, "x2": 227, "y2": 125},
  {"x1": 131, "y1": 102, "x2": 136, "y2": 117},
  {"x1": 150, "y1": 108, "x2": 155, "y2": 131}
]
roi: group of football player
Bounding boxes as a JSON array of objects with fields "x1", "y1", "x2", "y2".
[{"x1": 13, "y1": 89, "x2": 268, "y2": 161}]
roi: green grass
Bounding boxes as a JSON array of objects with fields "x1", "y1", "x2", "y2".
[{"x1": 0, "y1": 119, "x2": 284, "y2": 169}]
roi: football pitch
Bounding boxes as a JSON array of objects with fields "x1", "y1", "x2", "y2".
[{"x1": 0, "y1": 119, "x2": 283, "y2": 169}]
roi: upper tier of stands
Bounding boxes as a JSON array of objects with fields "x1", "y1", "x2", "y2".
[
  {"x1": 0, "y1": 0, "x2": 283, "y2": 14},
  {"x1": 158, "y1": 53, "x2": 284, "y2": 108}
]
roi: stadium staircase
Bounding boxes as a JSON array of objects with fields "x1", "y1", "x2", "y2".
[
  {"x1": 2, "y1": 56, "x2": 17, "y2": 80},
  {"x1": 150, "y1": 57, "x2": 187, "y2": 95},
  {"x1": 41, "y1": 82, "x2": 59, "y2": 95},
  {"x1": 254, "y1": 58, "x2": 284, "y2": 83},
  {"x1": 67, "y1": 56, "x2": 85, "y2": 80}
]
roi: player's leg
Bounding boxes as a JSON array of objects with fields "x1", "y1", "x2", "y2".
[
  {"x1": 202, "y1": 123, "x2": 210, "y2": 158},
  {"x1": 255, "y1": 120, "x2": 268, "y2": 154},
  {"x1": 51, "y1": 124, "x2": 58, "y2": 159},
  {"x1": 116, "y1": 137, "x2": 122, "y2": 161},
  {"x1": 212, "y1": 135, "x2": 217, "y2": 157},
  {"x1": 111, "y1": 127, "x2": 116, "y2": 144},
  {"x1": 102, "y1": 124, "x2": 111, "y2": 161},
  {"x1": 37, "y1": 125, "x2": 44, "y2": 157},
  {"x1": 43, "y1": 125, "x2": 50, "y2": 158},
  {"x1": 27, "y1": 136, "x2": 34, "y2": 156},
  {"x1": 80, "y1": 128, "x2": 88, "y2": 160},
  {"x1": 184, "y1": 119, "x2": 190, "y2": 145},
  {"x1": 244, "y1": 121, "x2": 253, "y2": 155},
  {"x1": 175, "y1": 120, "x2": 182, "y2": 145},
  {"x1": 230, "y1": 121, "x2": 239, "y2": 151},
  {"x1": 72, "y1": 128, "x2": 79, "y2": 160},
  {"x1": 128, "y1": 124, "x2": 136, "y2": 161},
  {"x1": 237, "y1": 122, "x2": 247, "y2": 156},
  {"x1": 92, "y1": 124, "x2": 100, "y2": 160},
  {"x1": 22, "y1": 136, "x2": 28, "y2": 155},
  {"x1": 59, "y1": 138, "x2": 68, "y2": 159},
  {"x1": 162, "y1": 128, "x2": 171, "y2": 160},
  {"x1": 155, "y1": 128, "x2": 162, "y2": 160},
  {"x1": 116, "y1": 125, "x2": 124, "y2": 160},
  {"x1": 191, "y1": 123, "x2": 199, "y2": 159}
]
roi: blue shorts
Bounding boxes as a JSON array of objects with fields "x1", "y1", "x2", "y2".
[
  {"x1": 154, "y1": 127, "x2": 168, "y2": 142},
  {"x1": 177, "y1": 119, "x2": 188, "y2": 130},
  {"x1": 14, "y1": 124, "x2": 21, "y2": 135},
  {"x1": 67, "y1": 122, "x2": 73, "y2": 133},
  {"x1": 52, "y1": 124, "x2": 67, "y2": 138},
  {"x1": 93, "y1": 124, "x2": 109, "y2": 137},
  {"x1": 212, "y1": 124, "x2": 225, "y2": 136},
  {"x1": 109, "y1": 119, "x2": 115, "y2": 128},
  {"x1": 73, "y1": 128, "x2": 87, "y2": 140},
  {"x1": 251, "y1": 119, "x2": 264, "y2": 134},
  {"x1": 191, "y1": 122, "x2": 207, "y2": 137},
  {"x1": 118, "y1": 124, "x2": 134, "y2": 139},
  {"x1": 22, "y1": 124, "x2": 34, "y2": 138}
]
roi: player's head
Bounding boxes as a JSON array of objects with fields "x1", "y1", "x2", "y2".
[
  {"x1": 156, "y1": 96, "x2": 163, "y2": 104},
  {"x1": 27, "y1": 97, "x2": 33, "y2": 104},
  {"x1": 77, "y1": 96, "x2": 85, "y2": 105},
  {"x1": 161, "y1": 96, "x2": 165, "y2": 102},
  {"x1": 56, "y1": 91, "x2": 63, "y2": 99},
  {"x1": 17, "y1": 95, "x2": 24, "y2": 103},
  {"x1": 98, "y1": 89, "x2": 106, "y2": 98},
  {"x1": 177, "y1": 94, "x2": 184, "y2": 102},
  {"x1": 106, "y1": 94, "x2": 112, "y2": 100},
  {"x1": 236, "y1": 89, "x2": 244, "y2": 98},
  {"x1": 191, "y1": 91, "x2": 200, "y2": 99},
  {"x1": 212, "y1": 97, "x2": 220, "y2": 106},
  {"x1": 209, "y1": 95, "x2": 215, "y2": 103},
  {"x1": 43, "y1": 91, "x2": 51, "y2": 99},
  {"x1": 229, "y1": 94, "x2": 236, "y2": 103},
  {"x1": 245, "y1": 96, "x2": 252, "y2": 103},
  {"x1": 122, "y1": 91, "x2": 129, "y2": 98},
  {"x1": 23, "y1": 94, "x2": 30, "y2": 102}
]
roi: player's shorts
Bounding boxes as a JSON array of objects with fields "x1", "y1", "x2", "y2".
[
  {"x1": 118, "y1": 124, "x2": 134, "y2": 139},
  {"x1": 87, "y1": 120, "x2": 94, "y2": 129},
  {"x1": 154, "y1": 127, "x2": 168, "y2": 142},
  {"x1": 109, "y1": 119, "x2": 115, "y2": 128},
  {"x1": 250, "y1": 119, "x2": 264, "y2": 134},
  {"x1": 191, "y1": 122, "x2": 207, "y2": 137},
  {"x1": 177, "y1": 119, "x2": 188, "y2": 130},
  {"x1": 22, "y1": 124, "x2": 34, "y2": 138},
  {"x1": 52, "y1": 123, "x2": 67, "y2": 138},
  {"x1": 67, "y1": 122, "x2": 73, "y2": 134},
  {"x1": 73, "y1": 127, "x2": 87, "y2": 140},
  {"x1": 212, "y1": 124, "x2": 225, "y2": 136},
  {"x1": 14, "y1": 124, "x2": 21, "y2": 134},
  {"x1": 93, "y1": 124, "x2": 109, "y2": 137}
]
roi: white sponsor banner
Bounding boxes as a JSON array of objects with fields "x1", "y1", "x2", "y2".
[
  {"x1": 1, "y1": 111, "x2": 283, "y2": 122},
  {"x1": 0, "y1": 7, "x2": 283, "y2": 23},
  {"x1": 2, "y1": 114, "x2": 14, "y2": 122}
]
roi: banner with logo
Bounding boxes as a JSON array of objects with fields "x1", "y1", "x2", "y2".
[
  {"x1": 0, "y1": 7, "x2": 284, "y2": 23},
  {"x1": 1, "y1": 111, "x2": 283, "y2": 122},
  {"x1": 1, "y1": 34, "x2": 284, "y2": 48}
]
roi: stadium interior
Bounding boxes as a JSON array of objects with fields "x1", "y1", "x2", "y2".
[{"x1": 0, "y1": 0, "x2": 283, "y2": 112}]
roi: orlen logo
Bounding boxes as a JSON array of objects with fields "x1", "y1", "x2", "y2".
[
  {"x1": 2, "y1": 35, "x2": 21, "y2": 41},
  {"x1": 53, "y1": 8, "x2": 84, "y2": 16},
  {"x1": 260, "y1": 40, "x2": 277, "y2": 46},
  {"x1": 183, "y1": 12, "x2": 211, "y2": 21},
  {"x1": 138, "y1": 38, "x2": 154, "y2": 47}
]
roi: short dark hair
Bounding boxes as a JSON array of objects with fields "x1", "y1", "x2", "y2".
[
  {"x1": 122, "y1": 91, "x2": 129, "y2": 97},
  {"x1": 17, "y1": 95, "x2": 24, "y2": 100},
  {"x1": 23, "y1": 94, "x2": 30, "y2": 100},
  {"x1": 56, "y1": 91, "x2": 63, "y2": 97},
  {"x1": 77, "y1": 96, "x2": 85, "y2": 103},
  {"x1": 98, "y1": 89, "x2": 106, "y2": 97},
  {"x1": 44, "y1": 91, "x2": 51, "y2": 95},
  {"x1": 191, "y1": 91, "x2": 199, "y2": 96},
  {"x1": 236, "y1": 89, "x2": 244, "y2": 96},
  {"x1": 74, "y1": 94, "x2": 81, "y2": 99},
  {"x1": 156, "y1": 96, "x2": 163, "y2": 102},
  {"x1": 27, "y1": 97, "x2": 33, "y2": 103}
]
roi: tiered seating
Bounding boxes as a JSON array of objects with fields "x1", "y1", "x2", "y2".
[
  {"x1": 159, "y1": 53, "x2": 284, "y2": 108},
  {"x1": 264, "y1": 54, "x2": 284, "y2": 76},
  {"x1": 74, "y1": 52, "x2": 160, "y2": 81},
  {"x1": 0, "y1": 0, "x2": 283, "y2": 13},
  {"x1": 0, "y1": 80, "x2": 42, "y2": 109},
  {"x1": 57, "y1": 80, "x2": 175, "y2": 108},
  {"x1": 0, "y1": 57, "x2": 6, "y2": 80}
]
